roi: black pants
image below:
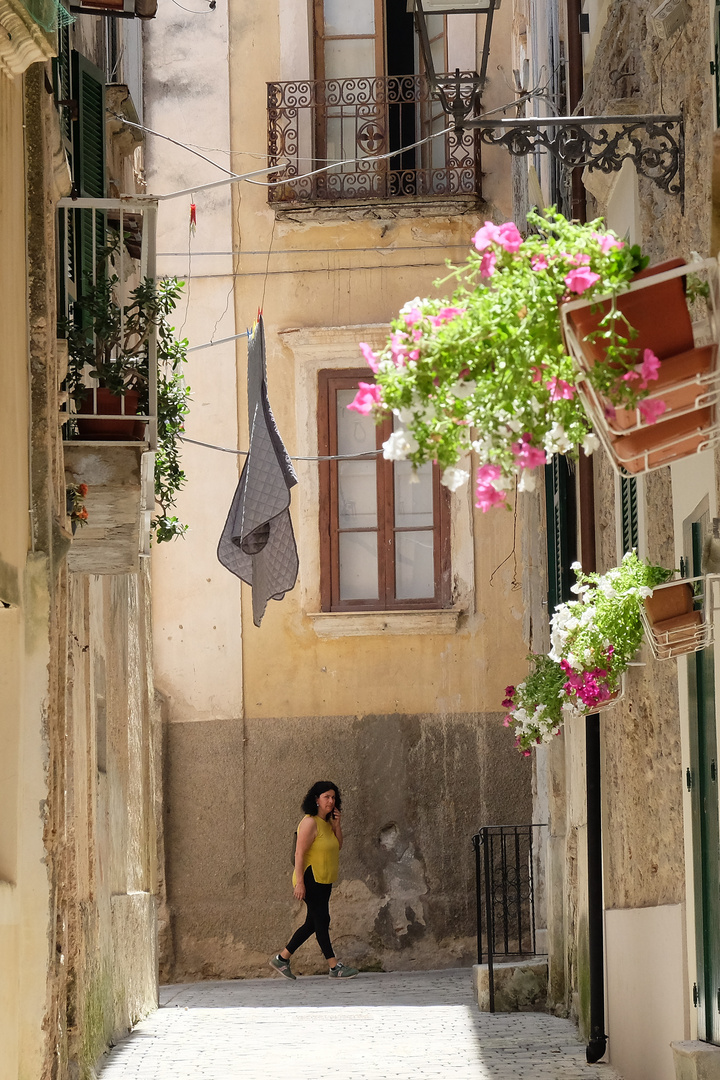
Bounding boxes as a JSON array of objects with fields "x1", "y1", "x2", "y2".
[{"x1": 286, "y1": 867, "x2": 334, "y2": 960}]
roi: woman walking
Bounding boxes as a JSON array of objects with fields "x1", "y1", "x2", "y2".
[{"x1": 270, "y1": 781, "x2": 359, "y2": 980}]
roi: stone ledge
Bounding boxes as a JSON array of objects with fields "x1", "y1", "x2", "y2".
[
  {"x1": 473, "y1": 959, "x2": 548, "y2": 1013},
  {"x1": 672, "y1": 1041, "x2": 720, "y2": 1080},
  {"x1": 64, "y1": 443, "x2": 154, "y2": 574},
  {"x1": 307, "y1": 609, "x2": 462, "y2": 638}
]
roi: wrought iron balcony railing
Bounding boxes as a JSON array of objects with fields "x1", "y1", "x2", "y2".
[{"x1": 267, "y1": 74, "x2": 482, "y2": 205}]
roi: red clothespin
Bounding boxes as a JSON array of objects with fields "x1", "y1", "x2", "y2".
[{"x1": 189, "y1": 200, "x2": 197, "y2": 236}]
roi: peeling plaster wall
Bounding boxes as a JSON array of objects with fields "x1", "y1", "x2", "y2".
[{"x1": 162, "y1": 712, "x2": 531, "y2": 980}]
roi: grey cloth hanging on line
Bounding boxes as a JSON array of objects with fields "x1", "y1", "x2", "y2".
[{"x1": 217, "y1": 316, "x2": 299, "y2": 626}]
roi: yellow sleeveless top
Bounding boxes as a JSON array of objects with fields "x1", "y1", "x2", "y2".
[{"x1": 293, "y1": 815, "x2": 339, "y2": 886}]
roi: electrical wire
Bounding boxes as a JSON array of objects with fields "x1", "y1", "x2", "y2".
[
  {"x1": 108, "y1": 112, "x2": 241, "y2": 177},
  {"x1": 157, "y1": 244, "x2": 474, "y2": 257},
  {"x1": 180, "y1": 435, "x2": 382, "y2": 462}
]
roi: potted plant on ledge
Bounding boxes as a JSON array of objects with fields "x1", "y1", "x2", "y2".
[
  {"x1": 503, "y1": 553, "x2": 673, "y2": 754},
  {"x1": 62, "y1": 235, "x2": 191, "y2": 542}
]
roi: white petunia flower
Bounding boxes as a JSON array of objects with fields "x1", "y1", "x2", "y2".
[
  {"x1": 582, "y1": 432, "x2": 600, "y2": 455},
  {"x1": 382, "y1": 429, "x2": 419, "y2": 461},
  {"x1": 441, "y1": 466, "x2": 470, "y2": 492},
  {"x1": 450, "y1": 380, "x2": 477, "y2": 400}
]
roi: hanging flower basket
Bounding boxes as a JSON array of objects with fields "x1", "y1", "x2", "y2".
[
  {"x1": 562, "y1": 257, "x2": 720, "y2": 475},
  {"x1": 639, "y1": 574, "x2": 719, "y2": 659},
  {"x1": 504, "y1": 554, "x2": 672, "y2": 753}
]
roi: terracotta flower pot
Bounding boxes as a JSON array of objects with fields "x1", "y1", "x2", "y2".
[
  {"x1": 643, "y1": 580, "x2": 694, "y2": 623},
  {"x1": 600, "y1": 344, "x2": 717, "y2": 433},
  {"x1": 610, "y1": 407, "x2": 714, "y2": 474},
  {"x1": 566, "y1": 258, "x2": 694, "y2": 367},
  {"x1": 75, "y1": 388, "x2": 147, "y2": 441},
  {"x1": 647, "y1": 610, "x2": 704, "y2": 659}
]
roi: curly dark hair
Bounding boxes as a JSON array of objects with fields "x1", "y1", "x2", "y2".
[{"x1": 301, "y1": 781, "x2": 342, "y2": 817}]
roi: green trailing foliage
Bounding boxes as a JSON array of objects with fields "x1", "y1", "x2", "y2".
[{"x1": 62, "y1": 234, "x2": 191, "y2": 543}]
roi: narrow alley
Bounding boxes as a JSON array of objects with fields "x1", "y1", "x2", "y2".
[{"x1": 97, "y1": 970, "x2": 622, "y2": 1079}]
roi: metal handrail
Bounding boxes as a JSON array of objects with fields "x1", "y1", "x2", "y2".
[
  {"x1": 472, "y1": 823, "x2": 547, "y2": 1012},
  {"x1": 266, "y1": 74, "x2": 481, "y2": 205}
]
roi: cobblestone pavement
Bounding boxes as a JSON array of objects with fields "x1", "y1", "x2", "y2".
[{"x1": 98, "y1": 968, "x2": 623, "y2": 1079}]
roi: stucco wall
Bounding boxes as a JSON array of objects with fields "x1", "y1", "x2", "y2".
[
  {"x1": 162, "y1": 711, "x2": 531, "y2": 980},
  {"x1": 0, "y1": 61, "x2": 161, "y2": 1080}
]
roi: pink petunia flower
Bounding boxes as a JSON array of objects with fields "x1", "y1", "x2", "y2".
[
  {"x1": 502, "y1": 715, "x2": 512, "y2": 727},
  {"x1": 389, "y1": 332, "x2": 408, "y2": 366},
  {"x1": 638, "y1": 398, "x2": 667, "y2": 425},
  {"x1": 547, "y1": 377, "x2": 576, "y2": 401},
  {"x1": 511, "y1": 434, "x2": 547, "y2": 470},
  {"x1": 571, "y1": 253, "x2": 591, "y2": 266},
  {"x1": 472, "y1": 221, "x2": 501, "y2": 251},
  {"x1": 479, "y1": 250, "x2": 497, "y2": 279},
  {"x1": 531, "y1": 254, "x2": 549, "y2": 271},
  {"x1": 347, "y1": 382, "x2": 382, "y2": 414},
  {"x1": 427, "y1": 309, "x2": 465, "y2": 329},
  {"x1": 472, "y1": 220, "x2": 522, "y2": 254},
  {"x1": 496, "y1": 221, "x2": 523, "y2": 252},
  {"x1": 403, "y1": 307, "x2": 422, "y2": 327},
  {"x1": 593, "y1": 232, "x2": 624, "y2": 254},
  {"x1": 531, "y1": 365, "x2": 546, "y2": 383},
  {"x1": 564, "y1": 267, "x2": 601, "y2": 294},
  {"x1": 359, "y1": 341, "x2": 380, "y2": 372},
  {"x1": 638, "y1": 349, "x2": 661, "y2": 388},
  {"x1": 475, "y1": 463, "x2": 507, "y2": 512}
]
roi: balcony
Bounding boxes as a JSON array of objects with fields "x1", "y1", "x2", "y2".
[{"x1": 267, "y1": 74, "x2": 482, "y2": 207}]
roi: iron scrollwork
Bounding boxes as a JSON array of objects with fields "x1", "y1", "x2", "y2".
[
  {"x1": 474, "y1": 114, "x2": 684, "y2": 205},
  {"x1": 266, "y1": 74, "x2": 482, "y2": 206}
]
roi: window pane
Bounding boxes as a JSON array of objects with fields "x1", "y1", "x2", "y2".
[
  {"x1": 337, "y1": 389, "x2": 375, "y2": 455},
  {"x1": 394, "y1": 461, "x2": 434, "y2": 528},
  {"x1": 339, "y1": 532, "x2": 379, "y2": 600},
  {"x1": 324, "y1": 39, "x2": 376, "y2": 79},
  {"x1": 323, "y1": 0, "x2": 375, "y2": 36},
  {"x1": 338, "y1": 460, "x2": 377, "y2": 528},
  {"x1": 395, "y1": 531, "x2": 435, "y2": 600}
]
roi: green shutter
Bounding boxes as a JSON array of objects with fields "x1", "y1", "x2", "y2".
[
  {"x1": 620, "y1": 475, "x2": 639, "y2": 554},
  {"x1": 545, "y1": 455, "x2": 576, "y2": 611},
  {"x1": 71, "y1": 51, "x2": 106, "y2": 303}
]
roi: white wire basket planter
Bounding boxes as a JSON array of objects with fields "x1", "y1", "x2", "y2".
[
  {"x1": 561, "y1": 257, "x2": 720, "y2": 476},
  {"x1": 640, "y1": 574, "x2": 720, "y2": 660}
]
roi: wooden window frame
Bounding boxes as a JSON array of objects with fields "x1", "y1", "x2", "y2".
[
  {"x1": 318, "y1": 369, "x2": 451, "y2": 613},
  {"x1": 313, "y1": 0, "x2": 386, "y2": 84}
]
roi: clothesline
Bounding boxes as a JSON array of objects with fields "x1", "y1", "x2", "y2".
[{"x1": 180, "y1": 435, "x2": 382, "y2": 462}]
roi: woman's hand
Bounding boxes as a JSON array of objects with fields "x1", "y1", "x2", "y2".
[
  {"x1": 330, "y1": 807, "x2": 343, "y2": 849},
  {"x1": 293, "y1": 880, "x2": 306, "y2": 900}
]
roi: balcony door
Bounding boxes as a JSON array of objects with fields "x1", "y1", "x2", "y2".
[{"x1": 313, "y1": 0, "x2": 447, "y2": 197}]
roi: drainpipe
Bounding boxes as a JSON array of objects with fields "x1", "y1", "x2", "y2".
[{"x1": 566, "y1": 0, "x2": 608, "y2": 1064}]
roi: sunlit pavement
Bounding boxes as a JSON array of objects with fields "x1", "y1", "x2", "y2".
[{"x1": 98, "y1": 968, "x2": 623, "y2": 1079}]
